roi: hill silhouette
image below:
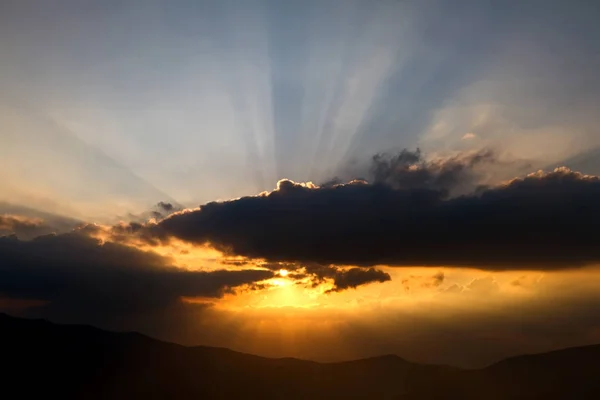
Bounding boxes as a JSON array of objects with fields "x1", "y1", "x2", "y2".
[{"x1": 2, "y1": 313, "x2": 599, "y2": 399}]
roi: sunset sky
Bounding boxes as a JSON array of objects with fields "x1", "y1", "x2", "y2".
[{"x1": 2, "y1": 0, "x2": 600, "y2": 368}]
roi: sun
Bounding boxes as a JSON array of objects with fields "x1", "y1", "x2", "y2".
[{"x1": 278, "y1": 269, "x2": 289, "y2": 277}]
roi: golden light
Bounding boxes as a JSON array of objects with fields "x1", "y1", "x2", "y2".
[{"x1": 279, "y1": 269, "x2": 289, "y2": 277}]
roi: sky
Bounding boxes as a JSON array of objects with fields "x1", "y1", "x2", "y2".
[{"x1": 1, "y1": 0, "x2": 600, "y2": 368}]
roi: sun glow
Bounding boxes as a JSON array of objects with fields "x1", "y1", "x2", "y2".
[{"x1": 278, "y1": 269, "x2": 289, "y2": 277}]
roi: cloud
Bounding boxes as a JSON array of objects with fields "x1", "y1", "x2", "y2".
[
  {"x1": 157, "y1": 202, "x2": 175, "y2": 212},
  {"x1": 0, "y1": 215, "x2": 50, "y2": 239},
  {"x1": 221, "y1": 260, "x2": 391, "y2": 293},
  {"x1": 0, "y1": 231, "x2": 274, "y2": 320},
  {"x1": 462, "y1": 133, "x2": 476, "y2": 140},
  {"x1": 136, "y1": 155, "x2": 600, "y2": 269},
  {"x1": 124, "y1": 201, "x2": 183, "y2": 224},
  {"x1": 369, "y1": 148, "x2": 496, "y2": 195},
  {"x1": 325, "y1": 267, "x2": 391, "y2": 293},
  {"x1": 283, "y1": 262, "x2": 391, "y2": 292}
]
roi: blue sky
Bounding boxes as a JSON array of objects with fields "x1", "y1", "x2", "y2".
[{"x1": 1, "y1": 0, "x2": 599, "y2": 220}]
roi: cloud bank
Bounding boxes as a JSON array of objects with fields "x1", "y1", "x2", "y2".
[
  {"x1": 138, "y1": 150, "x2": 600, "y2": 269},
  {"x1": 0, "y1": 231, "x2": 274, "y2": 320}
]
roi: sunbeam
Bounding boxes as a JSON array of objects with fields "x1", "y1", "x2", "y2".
[{"x1": 2, "y1": 2, "x2": 600, "y2": 387}]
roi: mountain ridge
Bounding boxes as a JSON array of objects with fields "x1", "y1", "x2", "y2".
[{"x1": 2, "y1": 313, "x2": 599, "y2": 399}]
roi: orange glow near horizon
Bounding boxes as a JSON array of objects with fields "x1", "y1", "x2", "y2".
[{"x1": 176, "y1": 267, "x2": 600, "y2": 365}]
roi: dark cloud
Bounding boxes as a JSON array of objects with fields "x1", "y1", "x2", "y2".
[
  {"x1": 431, "y1": 271, "x2": 445, "y2": 286},
  {"x1": 157, "y1": 201, "x2": 175, "y2": 212},
  {"x1": 337, "y1": 148, "x2": 512, "y2": 196},
  {"x1": 150, "y1": 201, "x2": 181, "y2": 220},
  {"x1": 0, "y1": 232, "x2": 273, "y2": 320},
  {"x1": 219, "y1": 259, "x2": 250, "y2": 267},
  {"x1": 110, "y1": 220, "x2": 161, "y2": 246},
  {"x1": 125, "y1": 201, "x2": 183, "y2": 224},
  {"x1": 370, "y1": 148, "x2": 487, "y2": 195},
  {"x1": 325, "y1": 268, "x2": 391, "y2": 293},
  {"x1": 219, "y1": 260, "x2": 391, "y2": 292},
  {"x1": 138, "y1": 158, "x2": 600, "y2": 269},
  {"x1": 283, "y1": 263, "x2": 391, "y2": 292}
]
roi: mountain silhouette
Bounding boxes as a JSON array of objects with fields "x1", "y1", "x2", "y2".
[{"x1": 2, "y1": 313, "x2": 599, "y2": 399}]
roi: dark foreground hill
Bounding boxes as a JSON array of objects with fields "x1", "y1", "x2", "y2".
[{"x1": 1, "y1": 313, "x2": 599, "y2": 399}]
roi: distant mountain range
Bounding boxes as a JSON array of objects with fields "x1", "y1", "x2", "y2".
[{"x1": 2, "y1": 313, "x2": 599, "y2": 399}]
